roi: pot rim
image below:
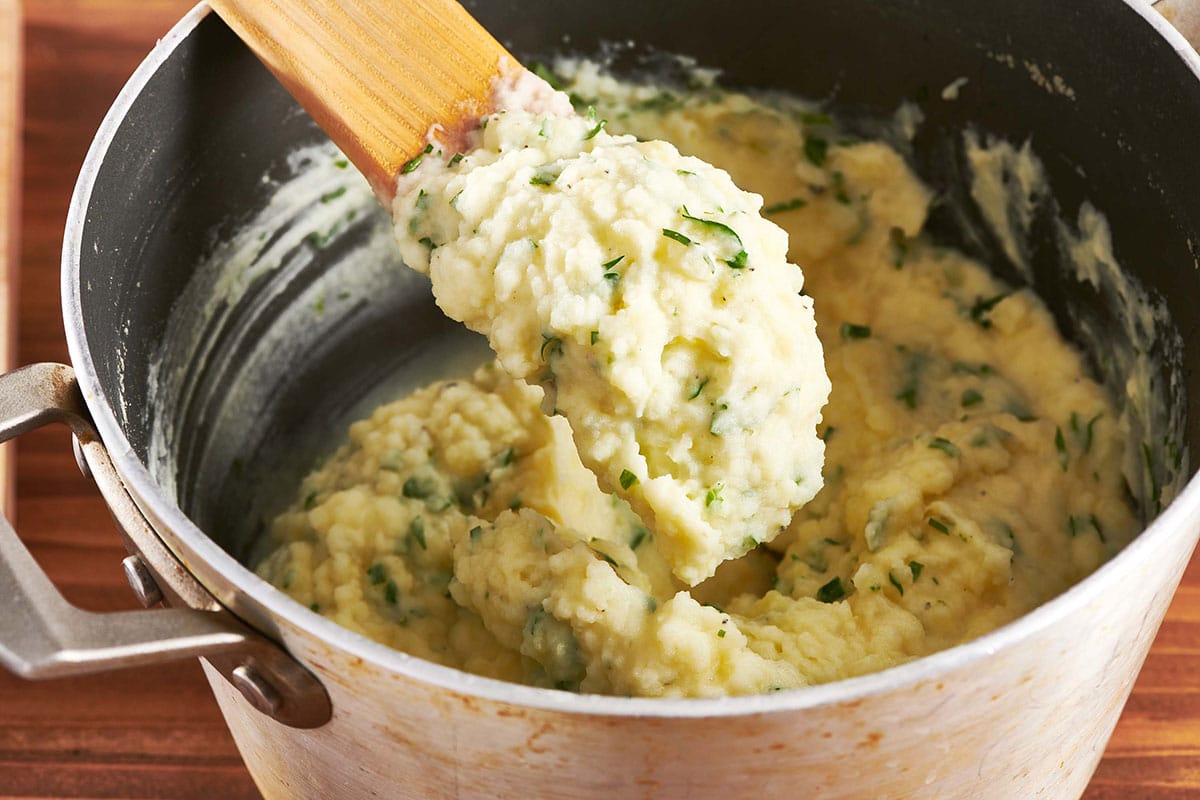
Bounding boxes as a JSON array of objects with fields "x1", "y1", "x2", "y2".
[{"x1": 62, "y1": 0, "x2": 1200, "y2": 719}]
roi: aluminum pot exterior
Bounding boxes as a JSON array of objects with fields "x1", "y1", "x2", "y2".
[{"x1": 61, "y1": 0, "x2": 1200, "y2": 798}]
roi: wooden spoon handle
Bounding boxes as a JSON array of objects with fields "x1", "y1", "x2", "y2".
[{"x1": 208, "y1": 0, "x2": 513, "y2": 203}]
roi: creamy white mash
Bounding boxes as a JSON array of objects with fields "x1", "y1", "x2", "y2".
[
  {"x1": 256, "y1": 65, "x2": 1139, "y2": 697},
  {"x1": 391, "y1": 82, "x2": 830, "y2": 585}
]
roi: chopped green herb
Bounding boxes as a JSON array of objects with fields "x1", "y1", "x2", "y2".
[
  {"x1": 303, "y1": 491, "x2": 318, "y2": 510},
  {"x1": 448, "y1": 152, "x2": 464, "y2": 167},
  {"x1": 402, "y1": 476, "x2": 436, "y2": 499},
  {"x1": 619, "y1": 469, "x2": 639, "y2": 490},
  {"x1": 320, "y1": 186, "x2": 347, "y2": 204},
  {"x1": 1091, "y1": 514, "x2": 1107, "y2": 544},
  {"x1": 1055, "y1": 426, "x2": 1069, "y2": 472},
  {"x1": 928, "y1": 517, "x2": 951, "y2": 534},
  {"x1": 384, "y1": 578, "x2": 399, "y2": 605},
  {"x1": 716, "y1": 628, "x2": 727, "y2": 638},
  {"x1": 830, "y1": 170, "x2": 852, "y2": 204},
  {"x1": 310, "y1": 602, "x2": 321, "y2": 612},
  {"x1": 418, "y1": 236, "x2": 437, "y2": 250},
  {"x1": 888, "y1": 571, "x2": 905, "y2": 596},
  {"x1": 909, "y1": 561, "x2": 925, "y2": 581},
  {"x1": 645, "y1": 596, "x2": 658, "y2": 613},
  {"x1": 531, "y1": 62, "x2": 562, "y2": 90},
  {"x1": 763, "y1": 197, "x2": 807, "y2": 215},
  {"x1": 969, "y1": 293, "x2": 1010, "y2": 329},
  {"x1": 400, "y1": 143, "x2": 433, "y2": 174},
  {"x1": 530, "y1": 164, "x2": 563, "y2": 186},
  {"x1": 592, "y1": 548, "x2": 619, "y2": 568},
  {"x1": 687, "y1": 377, "x2": 709, "y2": 400},
  {"x1": 676, "y1": 169, "x2": 695, "y2": 177},
  {"x1": 662, "y1": 228, "x2": 692, "y2": 246},
  {"x1": 961, "y1": 388, "x2": 984, "y2": 408},
  {"x1": 889, "y1": 227, "x2": 909, "y2": 269},
  {"x1": 508, "y1": 496, "x2": 522, "y2": 511},
  {"x1": 367, "y1": 563, "x2": 387, "y2": 585},
  {"x1": 409, "y1": 516, "x2": 427, "y2": 550},
  {"x1": 821, "y1": 425, "x2": 836, "y2": 441},
  {"x1": 705, "y1": 484, "x2": 723, "y2": 507},
  {"x1": 602, "y1": 255, "x2": 625, "y2": 270},
  {"x1": 679, "y1": 208, "x2": 748, "y2": 269},
  {"x1": 1070, "y1": 412, "x2": 1102, "y2": 454},
  {"x1": 584, "y1": 111, "x2": 607, "y2": 140},
  {"x1": 742, "y1": 536, "x2": 759, "y2": 552},
  {"x1": 469, "y1": 525, "x2": 483, "y2": 541},
  {"x1": 804, "y1": 136, "x2": 829, "y2": 166},
  {"x1": 840, "y1": 322, "x2": 871, "y2": 340},
  {"x1": 816, "y1": 576, "x2": 846, "y2": 603},
  {"x1": 929, "y1": 437, "x2": 960, "y2": 458},
  {"x1": 629, "y1": 526, "x2": 650, "y2": 550},
  {"x1": 281, "y1": 569, "x2": 295, "y2": 589},
  {"x1": 895, "y1": 350, "x2": 925, "y2": 409},
  {"x1": 333, "y1": 158, "x2": 349, "y2": 169},
  {"x1": 590, "y1": 330, "x2": 599, "y2": 345}
]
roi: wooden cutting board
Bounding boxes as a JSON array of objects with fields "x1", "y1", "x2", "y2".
[
  {"x1": 0, "y1": 0, "x2": 18, "y2": 515},
  {"x1": 0, "y1": 2, "x2": 1196, "y2": 799}
]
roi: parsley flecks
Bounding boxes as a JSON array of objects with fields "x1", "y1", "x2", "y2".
[
  {"x1": 662, "y1": 228, "x2": 692, "y2": 246},
  {"x1": 830, "y1": 171, "x2": 852, "y2": 204},
  {"x1": 601, "y1": 255, "x2": 625, "y2": 270},
  {"x1": 1070, "y1": 411, "x2": 1102, "y2": 454},
  {"x1": 969, "y1": 293, "x2": 1010, "y2": 329},
  {"x1": 928, "y1": 517, "x2": 951, "y2": 534},
  {"x1": 418, "y1": 236, "x2": 437, "y2": 250},
  {"x1": 333, "y1": 158, "x2": 349, "y2": 169},
  {"x1": 961, "y1": 388, "x2": 984, "y2": 408},
  {"x1": 680, "y1": 208, "x2": 748, "y2": 269},
  {"x1": 687, "y1": 377, "x2": 709, "y2": 400},
  {"x1": 402, "y1": 476, "x2": 435, "y2": 499},
  {"x1": 716, "y1": 628, "x2": 727, "y2": 638},
  {"x1": 619, "y1": 469, "x2": 639, "y2": 490},
  {"x1": 1055, "y1": 426, "x2": 1070, "y2": 472},
  {"x1": 629, "y1": 526, "x2": 650, "y2": 550},
  {"x1": 409, "y1": 516, "x2": 427, "y2": 550},
  {"x1": 816, "y1": 576, "x2": 846, "y2": 603},
  {"x1": 320, "y1": 186, "x2": 347, "y2": 204},
  {"x1": 303, "y1": 491, "x2": 318, "y2": 510},
  {"x1": 821, "y1": 425, "x2": 836, "y2": 442},
  {"x1": 583, "y1": 106, "x2": 607, "y2": 139},
  {"x1": 367, "y1": 563, "x2": 387, "y2": 585},
  {"x1": 840, "y1": 322, "x2": 871, "y2": 340},
  {"x1": 889, "y1": 226, "x2": 909, "y2": 269},
  {"x1": 705, "y1": 484, "x2": 723, "y2": 507},
  {"x1": 804, "y1": 136, "x2": 829, "y2": 167},
  {"x1": 531, "y1": 62, "x2": 562, "y2": 90},
  {"x1": 590, "y1": 330, "x2": 599, "y2": 345},
  {"x1": 469, "y1": 525, "x2": 483, "y2": 541},
  {"x1": 448, "y1": 152, "x2": 464, "y2": 167},
  {"x1": 888, "y1": 571, "x2": 905, "y2": 596},
  {"x1": 530, "y1": 164, "x2": 563, "y2": 186},
  {"x1": 400, "y1": 143, "x2": 433, "y2": 175},
  {"x1": 384, "y1": 578, "x2": 399, "y2": 605},
  {"x1": 909, "y1": 561, "x2": 925, "y2": 581},
  {"x1": 763, "y1": 197, "x2": 807, "y2": 215},
  {"x1": 929, "y1": 437, "x2": 960, "y2": 458}
]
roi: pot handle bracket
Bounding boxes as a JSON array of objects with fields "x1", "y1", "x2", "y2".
[{"x1": 0, "y1": 363, "x2": 331, "y2": 729}]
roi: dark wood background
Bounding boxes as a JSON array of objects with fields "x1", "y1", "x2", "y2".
[{"x1": 1, "y1": 1, "x2": 1197, "y2": 797}]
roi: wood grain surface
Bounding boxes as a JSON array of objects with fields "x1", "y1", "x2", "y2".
[{"x1": 0, "y1": 2, "x2": 1197, "y2": 799}]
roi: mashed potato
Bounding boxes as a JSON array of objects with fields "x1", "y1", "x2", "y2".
[
  {"x1": 255, "y1": 66, "x2": 1138, "y2": 697},
  {"x1": 391, "y1": 93, "x2": 830, "y2": 585}
]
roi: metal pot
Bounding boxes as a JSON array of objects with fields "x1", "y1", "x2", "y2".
[{"x1": 3, "y1": 1, "x2": 1200, "y2": 797}]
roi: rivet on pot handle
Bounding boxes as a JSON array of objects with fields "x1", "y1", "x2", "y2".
[{"x1": 0, "y1": 363, "x2": 332, "y2": 729}]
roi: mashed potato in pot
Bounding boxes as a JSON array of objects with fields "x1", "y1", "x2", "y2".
[{"x1": 255, "y1": 65, "x2": 1138, "y2": 697}]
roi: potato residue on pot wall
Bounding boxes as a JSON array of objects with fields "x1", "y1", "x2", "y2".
[{"x1": 255, "y1": 63, "x2": 1143, "y2": 697}]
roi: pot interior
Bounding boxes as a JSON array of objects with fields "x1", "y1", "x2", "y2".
[{"x1": 71, "y1": 0, "x2": 1200, "y2": 565}]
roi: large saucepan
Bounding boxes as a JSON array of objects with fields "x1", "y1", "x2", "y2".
[{"x1": 3, "y1": 1, "x2": 1200, "y2": 797}]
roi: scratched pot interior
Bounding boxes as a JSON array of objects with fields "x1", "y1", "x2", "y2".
[{"x1": 71, "y1": 0, "x2": 1200, "y2": 566}]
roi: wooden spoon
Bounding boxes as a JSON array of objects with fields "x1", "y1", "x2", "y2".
[{"x1": 207, "y1": 0, "x2": 515, "y2": 204}]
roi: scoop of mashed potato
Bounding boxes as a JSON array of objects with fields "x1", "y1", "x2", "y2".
[
  {"x1": 257, "y1": 66, "x2": 1140, "y2": 697},
  {"x1": 391, "y1": 94, "x2": 831, "y2": 585}
]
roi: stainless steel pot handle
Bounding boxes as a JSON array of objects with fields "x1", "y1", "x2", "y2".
[{"x1": 0, "y1": 363, "x2": 331, "y2": 728}]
